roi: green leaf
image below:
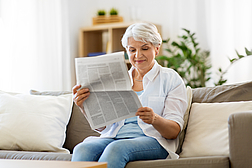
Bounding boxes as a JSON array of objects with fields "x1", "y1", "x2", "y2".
[
  {"x1": 171, "y1": 41, "x2": 180, "y2": 47},
  {"x1": 165, "y1": 48, "x2": 173, "y2": 53},
  {"x1": 181, "y1": 35, "x2": 188, "y2": 40},
  {"x1": 162, "y1": 38, "x2": 170, "y2": 43},
  {"x1": 228, "y1": 57, "x2": 237, "y2": 63},
  {"x1": 155, "y1": 55, "x2": 170, "y2": 61},
  {"x1": 245, "y1": 48, "x2": 252, "y2": 55},
  {"x1": 182, "y1": 28, "x2": 190, "y2": 34},
  {"x1": 235, "y1": 50, "x2": 245, "y2": 59},
  {"x1": 194, "y1": 42, "x2": 199, "y2": 47}
]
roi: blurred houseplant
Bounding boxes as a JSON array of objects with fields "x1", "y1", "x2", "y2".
[
  {"x1": 215, "y1": 48, "x2": 252, "y2": 85},
  {"x1": 97, "y1": 10, "x2": 106, "y2": 16},
  {"x1": 156, "y1": 28, "x2": 211, "y2": 88},
  {"x1": 109, "y1": 8, "x2": 118, "y2": 16}
]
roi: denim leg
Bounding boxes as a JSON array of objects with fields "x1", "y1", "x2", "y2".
[
  {"x1": 71, "y1": 137, "x2": 114, "y2": 161},
  {"x1": 98, "y1": 136, "x2": 168, "y2": 168}
]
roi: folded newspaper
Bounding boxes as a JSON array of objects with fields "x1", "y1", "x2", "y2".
[{"x1": 75, "y1": 51, "x2": 142, "y2": 130}]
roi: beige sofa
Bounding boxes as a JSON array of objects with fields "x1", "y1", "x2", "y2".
[{"x1": 0, "y1": 81, "x2": 252, "y2": 168}]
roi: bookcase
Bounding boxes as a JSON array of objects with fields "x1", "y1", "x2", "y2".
[{"x1": 78, "y1": 22, "x2": 162, "y2": 66}]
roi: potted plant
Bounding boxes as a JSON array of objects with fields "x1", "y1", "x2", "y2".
[
  {"x1": 215, "y1": 48, "x2": 252, "y2": 85},
  {"x1": 156, "y1": 28, "x2": 211, "y2": 88},
  {"x1": 156, "y1": 28, "x2": 252, "y2": 88},
  {"x1": 109, "y1": 8, "x2": 118, "y2": 16},
  {"x1": 97, "y1": 10, "x2": 106, "y2": 16}
]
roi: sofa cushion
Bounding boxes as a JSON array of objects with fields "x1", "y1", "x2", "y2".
[
  {"x1": 0, "y1": 90, "x2": 72, "y2": 153},
  {"x1": 30, "y1": 90, "x2": 100, "y2": 153},
  {"x1": 192, "y1": 81, "x2": 252, "y2": 103},
  {"x1": 178, "y1": 81, "x2": 252, "y2": 155},
  {"x1": 125, "y1": 156, "x2": 229, "y2": 168},
  {"x1": 180, "y1": 100, "x2": 252, "y2": 158}
]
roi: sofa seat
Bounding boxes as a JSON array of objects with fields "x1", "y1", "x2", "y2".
[
  {"x1": 0, "y1": 150, "x2": 72, "y2": 161},
  {"x1": 126, "y1": 156, "x2": 229, "y2": 168}
]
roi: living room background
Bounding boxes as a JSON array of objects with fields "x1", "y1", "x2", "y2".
[{"x1": 0, "y1": 0, "x2": 251, "y2": 93}]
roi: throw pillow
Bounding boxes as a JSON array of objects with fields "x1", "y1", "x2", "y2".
[
  {"x1": 180, "y1": 100, "x2": 252, "y2": 157},
  {"x1": 30, "y1": 90, "x2": 100, "y2": 153},
  {"x1": 0, "y1": 90, "x2": 73, "y2": 153}
]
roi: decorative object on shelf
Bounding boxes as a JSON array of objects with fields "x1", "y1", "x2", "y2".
[
  {"x1": 87, "y1": 52, "x2": 106, "y2": 57},
  {"x1": 97, "y1": 10, "x2": 106, "y2": 16},
  {"x1": 109, "y1": 8, "x2": 118, "y2": 16},
  {"x1": 93, "y1": 8, "x2": 123, "y2": 25},
  {"x1": 156, "y1": 28, "x2": 211, "y2": 88}
]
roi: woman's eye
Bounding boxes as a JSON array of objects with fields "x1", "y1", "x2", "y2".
[
  {"x1": 142, "y1": 47, "x2": 149, "y2": 50},
  {"x1": 129, "y1": 49, "x2": 135, "y2": 52}
]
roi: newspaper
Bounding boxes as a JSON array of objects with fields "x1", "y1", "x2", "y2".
[{"x1": 75, "y1": 51, "x2": 142, "y2": 130}]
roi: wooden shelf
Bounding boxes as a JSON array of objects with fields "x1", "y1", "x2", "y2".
[
  {"x1": 92, "y1": 16, "x2": 123, "y2": 25},
  {"x1": 78, "y1": 22, "x2": 162, "y2": 68}
]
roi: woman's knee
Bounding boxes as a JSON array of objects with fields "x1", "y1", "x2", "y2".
[
  {"x1": 99, "y1": 140, "x2": 130, "y2": 161},
  {"x1": 72, "y1": 138, "x2": 114, "y2": 162}
]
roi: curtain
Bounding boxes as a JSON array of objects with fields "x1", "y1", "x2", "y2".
[
  {"x1": 205, "y1": 0, "x2": 252, "y2": 85},
  {"x1": 0, "y1": 0, "x2": 71, "y2": 93},
  {"x1": 160, "y1": 0, "x2": 252, "y2": 86},
  {"x1": 1, "y1": 0, "x2": 251, "y2": 93}
]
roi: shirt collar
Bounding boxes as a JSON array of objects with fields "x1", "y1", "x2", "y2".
[{"x1": 128, "y1": 60, "x2": 160, "y2": 83}]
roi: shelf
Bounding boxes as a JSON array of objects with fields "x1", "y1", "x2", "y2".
[{"x1": 78, "y1": 22, "x2": 161, "y2": 69}]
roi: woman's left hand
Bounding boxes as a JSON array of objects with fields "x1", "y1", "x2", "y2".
[
  {"x1": 136, "y1": 106, "x2": 180, "y2": 139},
  {"x1": 136, "y1": 107, "x2": 156, "y2": 124}
]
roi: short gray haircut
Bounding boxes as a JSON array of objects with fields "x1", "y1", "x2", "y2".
[{"x1": 121, "y1": 22, "x2": 162, "y2": 48}]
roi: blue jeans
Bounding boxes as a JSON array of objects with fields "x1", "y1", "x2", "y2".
[{"x1": 71, "y1": 136, "x2": 168, "y2": 168}]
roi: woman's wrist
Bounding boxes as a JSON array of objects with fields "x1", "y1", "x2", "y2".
[{"x1": 152, "y1": 113, "x2": 159, "y2": 124}]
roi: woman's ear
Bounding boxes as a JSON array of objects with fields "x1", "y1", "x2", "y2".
[{"x1": 155, "y1": 45, "x2": 160, "y2": 56}]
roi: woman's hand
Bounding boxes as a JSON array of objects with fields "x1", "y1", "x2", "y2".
[
  {"x1": 72, "y1": 85, "x2": 90, "y2": 110},
  {"x1": 135, "y1": 107, "x2": 156, "y2": 124},
  {"x1": 95, "y1": 126, "x2": 106, "y2": 132},
  {"x1": 136, "y1": 106, "x2": 180, "y2": 139}
]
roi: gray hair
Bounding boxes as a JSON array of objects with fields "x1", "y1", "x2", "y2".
[{"x1": 121, "y1": 22, "x2": 162, "y2": 48}]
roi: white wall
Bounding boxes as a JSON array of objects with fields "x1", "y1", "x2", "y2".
[
  {"x1": 68, "y1": 0, "x2": 210, "y2": 55},
  {"x1": 67, "y1": 0, "x2": 252, "y2": 86}
]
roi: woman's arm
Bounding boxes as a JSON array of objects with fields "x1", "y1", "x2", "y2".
[{"x1": 136, "y1": 107, "x2": 180, "y2": 139}]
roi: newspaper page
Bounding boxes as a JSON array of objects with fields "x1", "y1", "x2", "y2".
[{"x1": 75, "y1": 52, "x2": 142, "y2": 130}]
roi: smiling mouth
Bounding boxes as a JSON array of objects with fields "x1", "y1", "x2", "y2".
[{"x1": 135, "y1": 60, "x2": 145, "y2": 63}]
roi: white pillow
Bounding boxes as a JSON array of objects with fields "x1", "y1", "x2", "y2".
[
  {"x1": 0, "y1": 90, "x2": 73, "y2": 153},
  {"x1": 180, "y1": 101, "x2": 252, "y2": 158}
]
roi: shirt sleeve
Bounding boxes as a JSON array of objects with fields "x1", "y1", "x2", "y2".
[{"x1": 162, "y1": 70, "x2": 188, "y2": 131}]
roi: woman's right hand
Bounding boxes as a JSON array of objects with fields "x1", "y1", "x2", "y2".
[{"x1": 72, "y1": 85, "x2": 90, "y2": 110}]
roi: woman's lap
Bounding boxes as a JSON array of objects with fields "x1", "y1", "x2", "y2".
[
  {"x1": 72, "y1": 136, "x2": 168, "y2": 168},
  {"x1": 71, "y1": 137, "x2": 114, "y2": 161}
]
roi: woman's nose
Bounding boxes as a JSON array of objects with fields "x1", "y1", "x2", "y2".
[{"x1": 135, "y1": 50, "x2": 140, "y2": 58}]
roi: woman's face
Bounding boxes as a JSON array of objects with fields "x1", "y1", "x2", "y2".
[{"x1": 126, "y1": 37, "x2": 160, "y2": 72}]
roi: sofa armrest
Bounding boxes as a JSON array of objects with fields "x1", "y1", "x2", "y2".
[{"x1": 228, "y1": 111, "x2": 252, "y2": 168}]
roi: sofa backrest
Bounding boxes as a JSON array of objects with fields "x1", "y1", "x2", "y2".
[
  {"x1": 63, "y1": 104, "x2": 99, "y2": 153},
  {"x1": 192, "y1": 81, "x2": 252, "y2": 103}
]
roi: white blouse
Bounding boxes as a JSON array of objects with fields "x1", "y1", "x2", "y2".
[{"x1": 99, "y1": 60, "x2": 188, "y2": 159}]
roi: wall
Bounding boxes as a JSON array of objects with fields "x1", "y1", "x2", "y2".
[
  {"x1": 68, "y1": 0, "x2": 210, "y2": 56},
  {"x1": 67, "y1": 0, "x2": 252, "y2": 86}
]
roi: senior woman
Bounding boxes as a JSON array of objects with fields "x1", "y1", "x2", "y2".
[{"x1": 71, "y1": 22, "x2": 188, "y2": 168}]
